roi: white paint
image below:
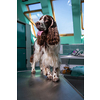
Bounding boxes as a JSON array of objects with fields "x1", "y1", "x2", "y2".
[{"x1": 60, "y1": 45, "x2": 63, "y2": 54}]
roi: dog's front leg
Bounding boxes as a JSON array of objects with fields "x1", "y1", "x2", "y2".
[
  {"x1": 52, "y1": 67, "x2": 59, "y2": 82},
  {"x1": 31, "y1": 60, "x2": 36, "y2": 74},
  {"x1": 39, "y1": 59, "x2": 43, "y2": 72},
  {"x1": 46, "y1": 67, "x2": 53, "y2": 80},
  {"x1": 42, "y1": 66, "x2": 52, "y2": 79}
]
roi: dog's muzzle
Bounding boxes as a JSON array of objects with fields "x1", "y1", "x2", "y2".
[{"x1": 35, "y1": 20, "x2": 46, "y2": 31}]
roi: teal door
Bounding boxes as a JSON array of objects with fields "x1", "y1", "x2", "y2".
[
  {"x1": 17, "y1": 49, "x2": 26, "y2": 71},
  {"x1": 17, "y1": 21, "x2": 26, "y2": 71},
  {"x1": 17, "y1": 22, "x2": 26, "y2": 47}
]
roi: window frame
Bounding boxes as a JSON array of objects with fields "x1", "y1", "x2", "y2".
[
  {"x1": 81, "y1": 0, "x2": 84, "y2": 30},
  {"x1": 24, "y1": 2, "x2": 43, "y2": 37},
  {"x1": 50, "y1": 0, "x2": 74, "y2": 37}
]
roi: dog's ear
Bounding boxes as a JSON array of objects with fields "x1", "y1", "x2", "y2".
[
  {"x1": 50, "y1": 17, "x2": 56, "y2": 27},
  {"x1": 47, "y1": 16, "x2": 60, "y2": 45},
  {"x1": 37, "y1": 32, "x2": 46, "y2": 46}
]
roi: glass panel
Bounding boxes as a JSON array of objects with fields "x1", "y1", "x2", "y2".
[
  {"x1": 82, "y1": 3, "x2": 84, "y2": 28},
  {"x1": 81, "y1": 29, "x2": 84, "y2": 35},
  {"x1": 52, "y1": 0, "x2": 74, "y2": 34},
  {"x1": 28, "y1": 3, "x2": 42, "y2": 11},
  {"x1": 81, "y1": 3, "x2": 84, "y2": 35},
  {"x1": 31, "y1": 11, "x2": 43, "y2": 23}
]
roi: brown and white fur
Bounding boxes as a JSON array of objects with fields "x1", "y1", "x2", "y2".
[{"x1": 30, "y1": 15, "x2": 61, "y2": 82}]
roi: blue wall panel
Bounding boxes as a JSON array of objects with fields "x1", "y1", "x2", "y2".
[
  {"x1": 17, "y1": 22, "x2": 26, "y2": 71},
  {"x1": 17, "y1": 22, "x2": 26, "y2": 48},
  {"x1": 17, "y1": 49, "x2": 26, "y2": 71}
]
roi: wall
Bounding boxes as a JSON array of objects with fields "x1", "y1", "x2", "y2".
[
  {"x1": 60, "y1": 36, "x2": 84, "y2": 45},
  {"x1": 60, "y1": 36, "x2": 74, "y2": 44},
  {"x1": 71, "y1": 0, "x2": 82, "y2": 44},
  {"x1": 17, "y1": 0, "x2": 29, "y2": 24},
  {"x1": 62, "y1": 44, "x2": 84, "y2": 55},
  {"x1": 17, "y1": 0, "x2": 26, "y2": 23},
  {"x1": 40, "y1": 0, "x2": 53, "y2": 16}
]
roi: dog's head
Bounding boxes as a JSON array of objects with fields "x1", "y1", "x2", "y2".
[
  {"x1": 35, "y1": 15, "x2": 60, "y2": 45},
  {"x1": 35, "y1": 15, "x2": 55, "y2": 32}
]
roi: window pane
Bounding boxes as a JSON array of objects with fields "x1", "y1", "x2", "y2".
[
  {"x1": 81, "y1": 29, "x2": 84, "y2": 35},
  {"x1": 82, "y1": 3, "x2": 84, "y2": 28},
  {"x1": 28, "y1": 3, "x2": 42, "y2": 10},
  {"x1": 31, "y1": 11, "x2": 43, "y2": 23},
  {"x1": 52, "y1": 0, "x2": 74, "y2": 34},
  {"x1": 81, "y1": 3, "x2": 84, "y2": 35}
]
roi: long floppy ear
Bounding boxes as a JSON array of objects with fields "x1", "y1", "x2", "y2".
[
  {"x1": 47, "y1": 17, "x2": 60, "y2": 45},
  {"x1": 50, "y1": 17, "x2": 56, "y2": 27},
  {"x1": 37, "y1": 32, "x2": 47, "y2": 46}
]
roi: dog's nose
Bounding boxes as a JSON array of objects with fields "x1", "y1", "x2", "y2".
[{"x1": 35, "y1": 22, "x2": 40, "y2": 26}]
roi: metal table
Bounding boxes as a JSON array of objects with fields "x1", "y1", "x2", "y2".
[
  {"x1": 17, "y1": 70, "x2": 84, "y2": 100},
  {"x1": 60, "y1": 55, "x2": 84, "y2": 59},
  {"x1": 60, "y1": 55, "x2": 84, "y2": 65}
]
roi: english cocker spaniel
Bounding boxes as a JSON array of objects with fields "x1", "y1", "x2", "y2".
[{"x1": 30, "y1": 15, "x2": 61, "y2": 82}]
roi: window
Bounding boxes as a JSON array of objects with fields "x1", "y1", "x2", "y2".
[
  {"x1": 51, "y1": 0, "x2": 74, "y2": 36},
  {"x1": 81, "y1": 0, "x2": 84, "y2": 35},
  {"x1": 82, "y1": 3, "x2": 84, "y2": 29},
  {"x1": 24, "y1": 3, "x2": 43, "y2": 37},
  {"x1": 29, "y1": 11, "x2": 43, "y2": 23},
  {"x1": 28, "y1": 3, "x2": 42, "y2": 10}
]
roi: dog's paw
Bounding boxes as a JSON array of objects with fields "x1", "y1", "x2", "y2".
[
  {"x1": 53, "y1": 76, "x2": 59, "y2": 82},
  {"x1": 47, "y1": 74, "x2": 53, "y2": 80},
  {"x1": 31, "y1": 70, "x2": 36, "y2": 74}
]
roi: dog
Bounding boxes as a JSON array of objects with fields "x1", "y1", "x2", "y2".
[{"x1": 30, "y1": 15, "x2": 61, "y2": 82}]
